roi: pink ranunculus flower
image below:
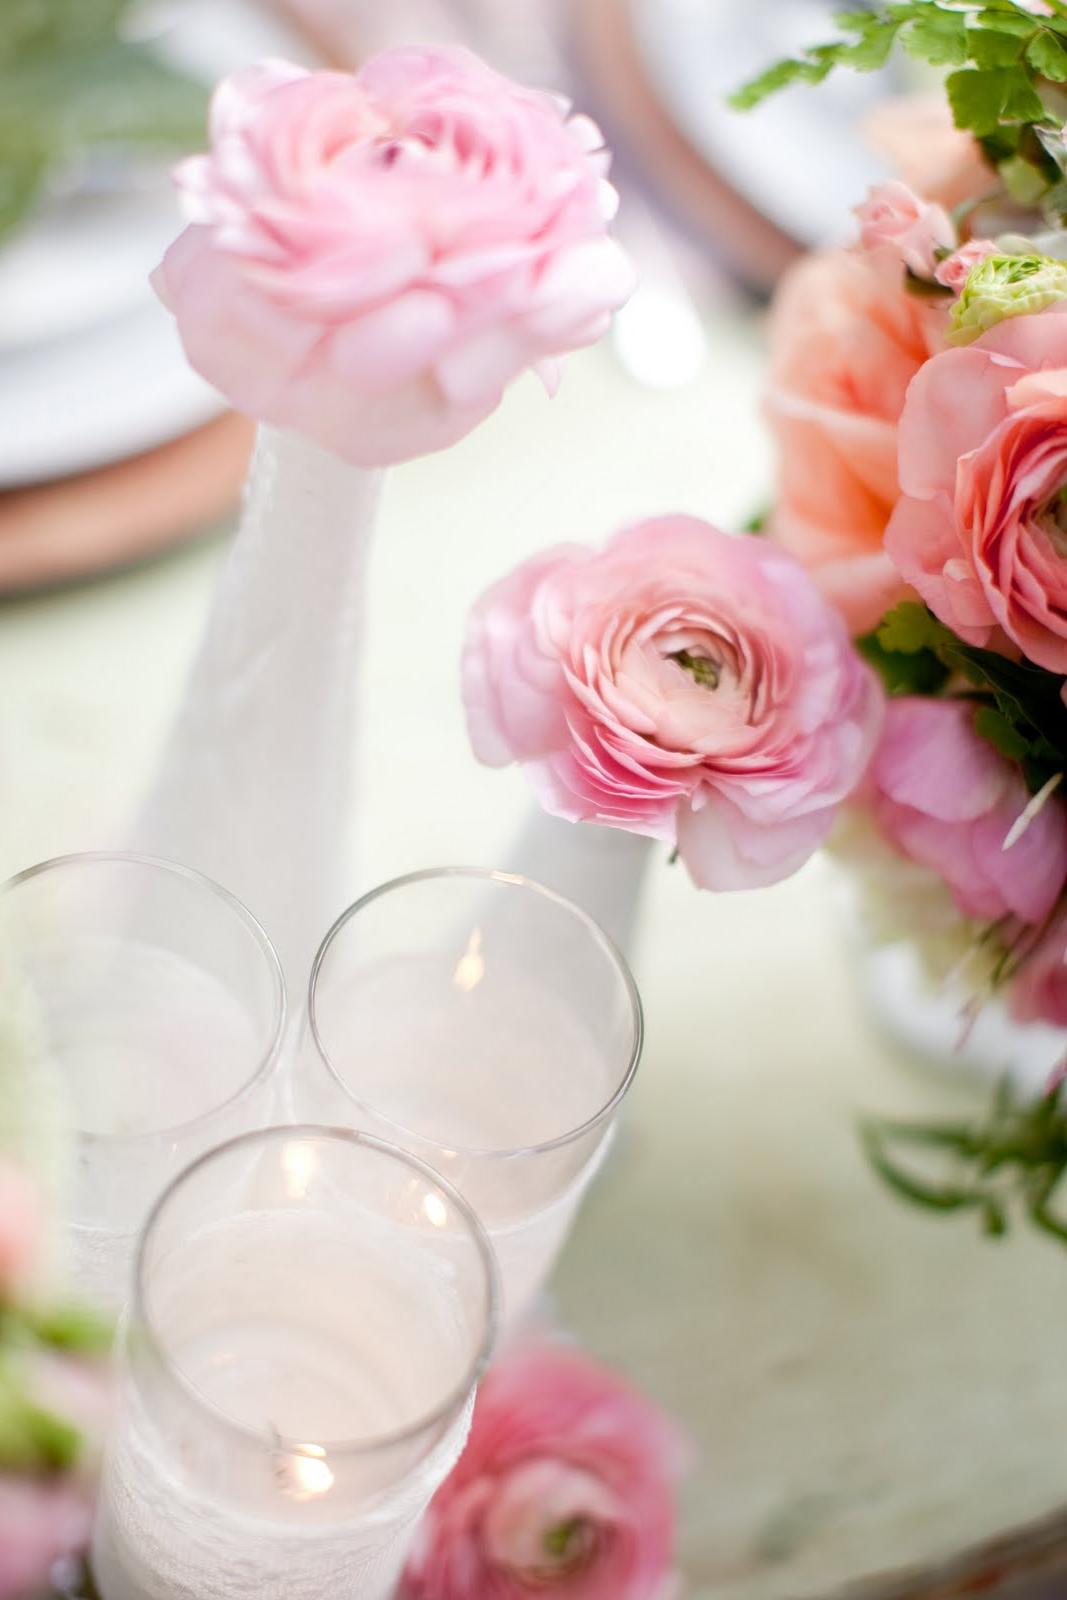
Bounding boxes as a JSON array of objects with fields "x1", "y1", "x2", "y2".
[
  {"x1": 864, "y1": 95, "x2": 994, "y2": 212},
  {"x1": 153, "y1": 50, "x2": 635, "y2": 467},
  {"x1": 1012, "y1": 911, "x2": 1067, "y2": 1027},
  {"x1": 885, "y1": 306, "x2": 1067, "y2": 672},
  {"x1": 398, "y1": 1343, "x2": 686, "y2": 1600},
  {"x1": 463, "y1": 516, "x2": 883, "y2": 890},
  {"x1": 0, "y1": 1163, "x2": 40, "y2": 1303},
  {"x1": 766, "y1": 246, "x2": 944, "y2": 636},
  {"x1": 854, "y1": 181, "x2": 954, "y2": 278},
  {"x1": 869, "y1": 698, "x2": 1067, "y2": 925},
  {"x1": 934, "y1": 238, "x2": 999, "y2": 293}
]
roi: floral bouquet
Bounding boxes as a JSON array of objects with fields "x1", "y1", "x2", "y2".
[{"x1": 461, "y1": 0, "x2": 1067, "y2": 1244}]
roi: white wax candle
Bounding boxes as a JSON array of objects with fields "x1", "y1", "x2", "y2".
[
  {"x1": 92, "y1": 1132, "x2": 495, "y2": 1600},
  {"x1": 302, "y1": 952, "x2": 621, "y2": 1327}
]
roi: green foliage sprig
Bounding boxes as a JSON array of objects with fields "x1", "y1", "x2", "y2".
[
  {"x1": 732, "y1": 2, "x2": 1067, "y2": 222},
  {"x1": 0, "y1": 0, "x2": 208, "y2": 242},
  {"x1": 863, "y1": 1076, "x2": 1067, "y2": 1244},
  {"x1": 859, "y1": 602, "x2": 1067, "y2": 791}
]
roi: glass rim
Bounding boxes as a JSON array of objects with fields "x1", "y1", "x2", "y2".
[
  {"x1": 0, "y1": 850, "x2": 287, "y2": 1149},
  {"x1": 131, "y1": 1123, "x2": 500, "y2": 1458},
  {"x1": 308, "y1": 865, "x2": 644, "y2": 1161}
]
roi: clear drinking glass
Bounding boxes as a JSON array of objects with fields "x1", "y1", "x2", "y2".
[
  {"x1": 0, "y1": 852, "x2": 286, "y2": 1305},
  {"x1": 303, "y1": 867, "x2": 643, "y2": 1326},
  {"x1": 91, "y1": 1126, "x2": 498, "y2": 1600}
]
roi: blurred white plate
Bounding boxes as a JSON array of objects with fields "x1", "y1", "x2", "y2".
[
  {"x1": 629, "y1": 0, "x2": 900, "y2": 249},
  {"x1": 0, "y1": 0, "x2": 314, "y2": 487}
]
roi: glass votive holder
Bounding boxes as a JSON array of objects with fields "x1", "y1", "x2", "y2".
[
  {"x1": 91, "y1": 1126, "x2": 498, "y2": 1600},
  {"x1": 0, "y1": 852, "x2": 286, "y2": 1305},
  {"x1": 302, "y1": 867, "x2": 643, "y2": 1326}
]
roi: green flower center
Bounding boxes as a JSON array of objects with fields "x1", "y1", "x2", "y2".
[
  {"x1": 670, "y1": 648, "x2": 720, "y2": 689},
  {"x1": 542, "y1": 1516, "x2": 597, "y2": 1574}
]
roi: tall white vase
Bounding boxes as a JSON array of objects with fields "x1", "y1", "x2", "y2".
[
  {"x1": 131, "y1": 428, "x2": 381, "y2": 991},
  {"x1": 504, "y1": 809, "x2": 653, "y2": 959}
]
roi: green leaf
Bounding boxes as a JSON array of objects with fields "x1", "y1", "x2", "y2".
[
  {"x1": 0, "y1": 1366, "x2": 82, "y2": 1473},
  {"x1": 968, "y1": 27, "x2": 1029, "y2": 68},
  {"x1": 1028, "y1": 28, "x2": 1067, "y2": 80},
  {"x1": 946, "y1": 65, "x2": 1014, "y2": 134},
  {"x1": 860, "y1": 1122, "x2": 992, "y2": 1215},
  {"x1": 1002, "y1": 63, "x2": 1051, "y2": 120},
  {"x1": 0, "y1": 0, "x2": 132, "y2": 67},
  {"x1": 841, "y1": 20, "x2": 899, "y2": 69},
  {"x1": 729, "y1": 54, "x2": 835, "y2": 109},
  {"x1": 857, "y1": 631, "x2": 950, "y2": 696},
  {"x1": 999, "y1": 151, "x2": 1051, "y2": 200},
  {"x1": 0, "y1": 139, "x2": 49, "y2": 241},
  {"x1": 947, "y1": 64, "x2": 1049, "y2": 134},
  {"x1": 876, "y1": 601, "x2": 955, "y2": 656},
  {"x1": 973, "y1": 704, "x2": 1032, "y2": 760},
  {"x1": 26, "y1": 1303, "x2": 113, "y2": 1357},
  {"x1": 904, "y1": 9, "x2": 969, "y2": 65},
  {"x1": 973, "y1": 8, "x2": 1042, "y2": 39}
]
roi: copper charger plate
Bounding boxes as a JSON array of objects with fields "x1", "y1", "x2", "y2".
[
  {"x1": 0, "y1": 414, "x2": 254, "y2": 596},
  {"x1": 571, "y1": 0, "x2": 802, "y2": 294}
]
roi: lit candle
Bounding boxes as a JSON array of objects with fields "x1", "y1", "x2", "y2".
[
  {"x1": 0, "y1": 852, "x2": 285, "y2": 1308},
  {"x1": 91, "y1": 1127, "x2": 497, "y2": 1600},
  {"x1": 301, "y1": 868, "x2": 642, "y2": 1328}
]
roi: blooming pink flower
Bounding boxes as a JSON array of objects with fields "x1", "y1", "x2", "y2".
[
  {"x1": 153, "y1": 51, "x2": 634, "y2": 466},
  {"x1": 0, "y1": 1477, "x2": 92, "y2": 1600},
  {"x1": 934, "y1": 238, "x2": 999, "y2": 294},
  {"x1": 854, "y1": 181, "x2": 954, "y2": 278},
  {"x1": 1012, "y1": 911, "x2": 1067, "y2": 1027},
  {"x1": 864, "y1": 95, "x2": 994, "y2": 212},
  {"x1": 766, "y1": 246, "x2": 943, "y2": 635},
  {"x1": 399, "y1": 1343, "x2": 686, "y2": 1600},
  {"x1": 869, "y1": 698, "x2": 1067, "y2": 925},
  {"x1": 886, "y1": 306, "x2": 1067, "y2": 672},
  {"x1": 463, "y1": 516, "x2": 882, "y2": 890},
  {"x1": 0, "y1": 1164, "x2": 40, "y2": 1304}
]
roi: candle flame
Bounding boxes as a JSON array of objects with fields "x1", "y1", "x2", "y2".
[
  {"x1": 288, "y1": 1445, "x2": 335, "y2": 1501},
  {"x1": 453, "y1": 928, "x2": 485, "y2": 993},
  {"x1": 282, "y1": 1140, "x2": 318, "y2": 1199}
]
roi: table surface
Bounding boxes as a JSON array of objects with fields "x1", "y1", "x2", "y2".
[{"x1": 6, "y1": 311, "x2": 1067, "y2": 1599}]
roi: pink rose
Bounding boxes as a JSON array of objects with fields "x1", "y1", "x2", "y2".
[
  {"x1": 864, "y1": 95, "x2": 994, "y2": 212},
  {"x1": 869, "y1": 698, "x2": 1067, "y2": 924},
  {"x1": 886, "y1": 307, "x2": 1067, "y2": 672},
  {"x1": 399, "y1": 1344, "x2": 686, "y2": 1600},
  {"x1": 0, "y1": 1164, "x2": 40, "y2": 1304},
  {"x1": 1012, "y1": 911, "x2": 1067, "y2": 1027},
  {"x1": 153, "y1": 51, "x2": 634, "y2": 466},
  {"x1": 0, "y1": 1477, "x2": 91, "y2": 1600},
  {"x1": 854, "y1": 181, "x2": 954, "y2": 278},
  {"x1": 934, "y1": 238, "x2": 999, "y2": 293},
  {"x1": 463, "y1": 516, "x2": 882, "y2": 890},
  {"x1": 766, "y1": 247, "x2": 943, "y2": 636}
]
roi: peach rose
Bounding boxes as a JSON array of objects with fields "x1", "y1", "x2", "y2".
[
  {"x1": 154, "y1": 51, "x2": 634, "y2": 466},
  {"x1": 854, "y1": 181, "x2": 954, "y2": 278},
  {"x1": 767, "y1": 247, "x2": 943, "y2": 635},
  {"x1": 864, "y1": 95, "x2": 995, "y2": 211},
  {"x1": 934, "y1": 238, "x2": 999, "y2": 293},
  {"x1": 886, "y1": 306, "x2": 1067, "y2": 672}
]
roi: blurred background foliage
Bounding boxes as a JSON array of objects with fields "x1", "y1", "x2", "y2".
[{"x1": 0, "y1": 0, "x2": 208, "y2": 240}]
